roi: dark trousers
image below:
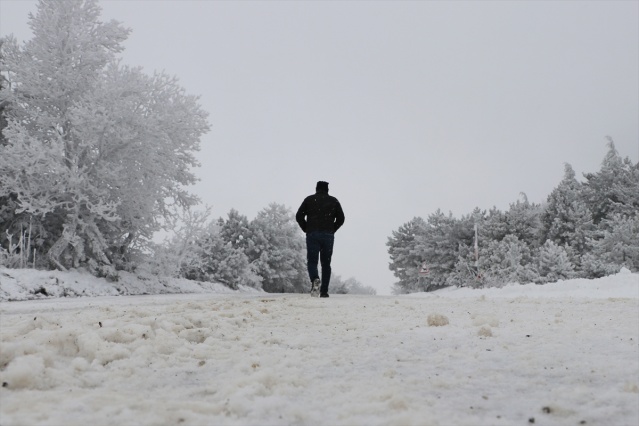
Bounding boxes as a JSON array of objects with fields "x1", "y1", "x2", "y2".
[{"x1": 306, "y1": 231, "x2": 334, "y2": 294}]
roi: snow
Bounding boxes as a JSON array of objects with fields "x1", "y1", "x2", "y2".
[
  {"x1": 1, "y1": 269, "x2": 638, "y2": 425},
  {"x1": 0, "y1": 267, "x2": 261, "y2": 302},
  {"x1": 410, "y1": 268, "x2": 639, "y2": 300}
]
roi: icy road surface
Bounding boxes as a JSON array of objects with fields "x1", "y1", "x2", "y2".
[{"x1": 1, "y1": 282, "x2": 638, "y2": 425}]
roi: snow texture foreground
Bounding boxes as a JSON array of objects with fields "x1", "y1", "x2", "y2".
[{"x1": 1, "y1": 272, "x2": 638, "y2": 426}]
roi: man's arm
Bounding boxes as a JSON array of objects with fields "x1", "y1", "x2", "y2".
[
  {"x1": 334, "y1": 201, "x2": 345, "y2": 232},
  {"x1": 295, "y1": 200, "x2": 307, "y2": 233}
]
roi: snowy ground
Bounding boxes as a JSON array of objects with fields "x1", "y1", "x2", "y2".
[{"x1": 1, "y1": 269, "x2": 638, "y2": 426}]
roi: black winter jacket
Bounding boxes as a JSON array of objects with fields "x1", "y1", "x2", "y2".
[{"x1": 295, "y1": 190, "x2": 345, "y2": 234}]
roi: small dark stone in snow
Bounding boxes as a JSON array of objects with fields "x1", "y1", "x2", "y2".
[
  {"x1": 526, "y1": 334, "x2": 531, "y2": 337},
  {"x1": 529, "y1": 418, "x2": 535, "y2": 423},
  {"x1": 542, "y1": 406, "x2": 552, "y2": 414},
  {"x1": 2, "y1": 382, "x2": 8, "y2": 388}
]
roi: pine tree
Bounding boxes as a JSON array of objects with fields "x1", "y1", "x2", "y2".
[
  {"x1": 248, "y1": 203, "x2": 307, "y2": 293},
  {"x1": 445, "y1": 209, "x2": 488, "y2": 288},
  {"x1": 612, "y1": 161, "x2": 639, "y2": 218},
  {"x1": 583, "y1": 138, "x2": 638, "y2": 224},
  {"x1": 181, "y1": 223, "x2": 258, "y2": 289},
  {"x1": 535, "y1": 240, "x2": 575, "y2": 283},
  {"x1": 387, "y1": 217, "x2": 427, "y2": 294},
  {"x1": 168, "y1": 207, "x2": 213, "y2": 279},
  {"x1": 540, "y1": 163, "x2": 594, "y2": 273},
  {"x1": 505, "y1": 194, "x2": 543, "y2": 249},
  {"x1": 582, "y1": 213, "x2": 639, "y2": 277},
  {"x1": 218, "y1": 209, "x2": 252, "y2": 251},
  {"x1": 482, "y1": 207, "x2": 509, "y2": 243},
  {"x1": 215, "y1": 208, "x2": 261, "y2": 288},
  {"x1": 478, "y1": 234, "x2": 538, "y2": 286},
  {"x1": 417, "y1": 210, "x2": 473, "y2": 291}
]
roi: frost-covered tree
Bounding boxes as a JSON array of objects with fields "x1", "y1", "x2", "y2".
[
  {"x1": 386, "y1": 142, "x2": 638, "y2": 287},
  {"x1": 218, "y1": 209, "x2": 253, "y2": 252},
  {"x1": 445, "y1": 209, "x2": 488, "y2": 288},
  {"x1": 540, "y1": 163, "x2": 594, "y2": 273},
  {"x1": 447, "y1": 244, "x2": 481, "y2": 288},
  {"x1": 147, "y1": 207, "x2": 260, "y2": 289},
  {"x1": 164, "y1": 207, "x2": 214, "y2": 278},
  {"x1": 0, "y1": 0, "x2": 127, "y2": 271},
  {"x1": 443, "y1": 199, "x2": 541, "y2": 289},
  {"x1": 478, "y1": 234, "x2": 538, "y2": 286},
  {"x1": 417, "y1": 210, "x2": 475, "y2": 291},
  {"x1": 387, "y1": 217, "x2": 427, "y2": 294},
  {"x1": 181, "y1": 223, "x2": 258, "y2": 290},
  {"x1": 535, "y1": 240, "x2": 575, "y2": 283},
  {"x1": 0, "y1": 39, "x2": 7, "y2": 146},
  {"x1": 1, "y1": 26, "x2": 51, "y2": 266},
  {"x1": 390, "y1": 211, "x2": 476, "y2": 293},
  {"x1": 215, "y1": 208, "x2": 261, "y2": 288},
  {"x1": 481, "y1": 207, "x2": 509, "y2": 243},
  {"x1": 345, "y1": 277, "x2": 377, "y2": 295},
  {"x1": 330, "y1": 274, "x2": 377, "y2": 295},
  {"x1": 0, "y1": 0, "x2": 209, "y2": 273},
  {"x1": 583, "y1": 138, "x2": 639, "y2": 224},
  {"x1": 613, "y1": 161, "x2": 639, "y2": 218},
  {"x1": 248, "y1": 203, "x2": 307, "y2": 293},
  {"x1": 505, "y1": 194, "x2": 543, "y2": 249},
  {"x1": 582, "y1": 213, "x2": 639, "y2": 277}
]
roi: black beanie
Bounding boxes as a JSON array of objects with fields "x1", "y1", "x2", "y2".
[{"x1": 316, "y1": 181, "x2": 329, "y2": 192}]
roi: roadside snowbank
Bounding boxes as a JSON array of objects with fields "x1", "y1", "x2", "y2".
[
  {"x1": 421, "y1": 267, "x2": 639, "y2": 299},
  {"x1": 0, "y1": 267, "x2": 261, "y2": 302}
]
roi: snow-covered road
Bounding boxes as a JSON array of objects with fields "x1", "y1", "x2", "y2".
[{"x1": 1, "y1": 276, "x2": 638, "y2": 426}]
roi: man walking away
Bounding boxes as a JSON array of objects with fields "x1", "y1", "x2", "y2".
[{"x1": 296, "y1": 181, "x2": 345, "y2": 298}]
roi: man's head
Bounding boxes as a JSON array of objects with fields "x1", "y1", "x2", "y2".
[{"x1": 316, "y1": 181, "x2": 329, "y2": 192}]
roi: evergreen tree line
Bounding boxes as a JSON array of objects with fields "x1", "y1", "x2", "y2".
[
  {"x1": 145, "y1": 204, "x2": 375, "y2": 294},
  {"x1": 157, "y1": 205, "x2": 306, "y2": 293},
  {"x1": 387, "y1": 140, "x2": 639, "y2": 294}
]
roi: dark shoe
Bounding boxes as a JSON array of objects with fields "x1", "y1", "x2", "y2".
[
  {"x1": 320, "y1": 293, "x2": 329, "y2": 298},
  {"x1": 310, "y1": 279, "x2": 321, "y2": 297}
]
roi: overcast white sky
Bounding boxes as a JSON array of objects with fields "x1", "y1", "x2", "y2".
[{"x1": 1, "y1": 0, "x2": 638, "y2": 294}]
